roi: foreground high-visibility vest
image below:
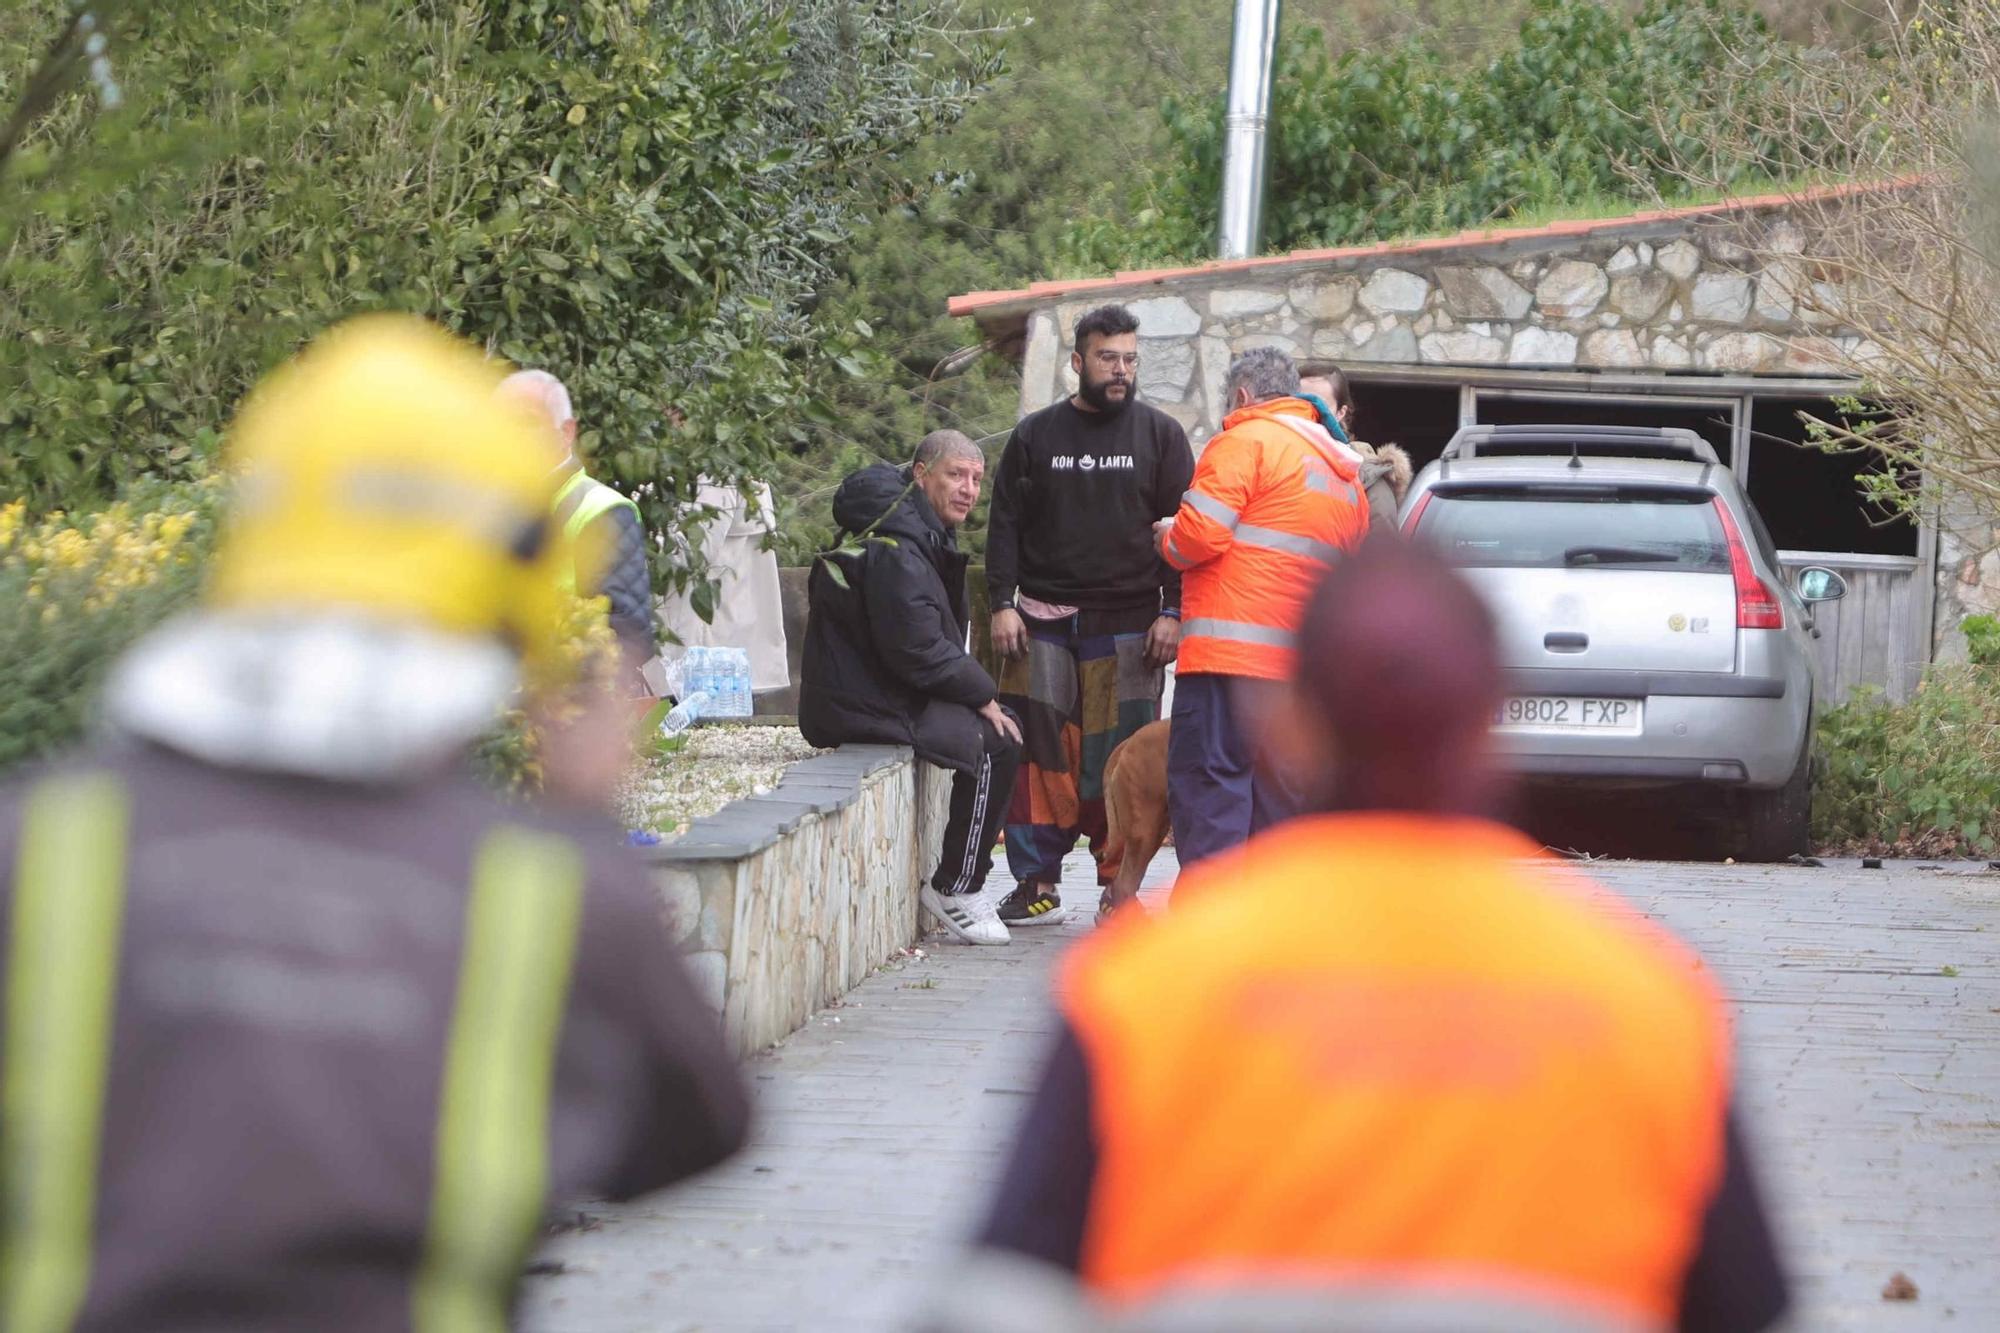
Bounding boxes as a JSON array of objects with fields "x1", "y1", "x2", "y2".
[
  {"x1": 1163, "y1": 398, "x2": 1370, "y2": 680},
  {"x1": 551, "y1": 466, "x2": 641, "y2": 592},
  {"x1": 1063, "y1": 813, "x2": 1732, "y2": 1328}
]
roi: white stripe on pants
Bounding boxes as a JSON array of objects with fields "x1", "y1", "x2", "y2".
[{"x1": 943, "y1": 750, "x2": 993, "y2": 896}]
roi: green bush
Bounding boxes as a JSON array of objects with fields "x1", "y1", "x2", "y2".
[
  {"x1": 790, "y1": 0, "x2": 1199, "y2": 564},
  {"x1": 0, "y1": 479, "x2": 224, "y2": 771},
  {"x1": 1066, "y1": 0, "x2": 1813, "y2": 270},
  {"x1": 1813, "y1": 668, "x2": 2000, "y2": 856},
  {"x1": 1, "y1": 0, "x2": 998, "y2": 603},
  {"x1": 1961, "y1": 614, "x2": 2000, "y2": 666}
]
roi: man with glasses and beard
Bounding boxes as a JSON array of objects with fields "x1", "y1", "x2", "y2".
[{"x1": 986, "y1": 305, "x2": 1195, "y2": 926}]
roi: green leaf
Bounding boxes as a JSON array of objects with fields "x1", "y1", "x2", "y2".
[
  {"x1": 664, "y1": 251, "x2": 702, "y2": 287},
  {"x1": 690, "y1": 578, "x2": 719, "y2": 626},
  {"x1": 635, "y1": 697, "x2": 674, "y2": 740}
]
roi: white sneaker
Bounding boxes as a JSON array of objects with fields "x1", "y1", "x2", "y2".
[{"x1": 921, "y1": 884, "x2": 1011, "y2": 945}]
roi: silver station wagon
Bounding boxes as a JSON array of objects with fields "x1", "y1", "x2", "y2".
[{"x1": 1400, "y1": 425, "x2": 1850, "y2": 860}]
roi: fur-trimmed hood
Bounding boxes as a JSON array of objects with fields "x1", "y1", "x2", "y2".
[{"x1": 1352, "y1": 440, "x2": 1414, "y2": 504}]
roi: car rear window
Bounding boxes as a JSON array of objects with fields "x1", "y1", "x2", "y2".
[{"x1": 1415, "y1": 487, "x2": 1729, "y2": 572}]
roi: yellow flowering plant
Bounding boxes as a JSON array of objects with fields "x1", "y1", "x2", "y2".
[
  {"x1": 0, "y1": 478, "x2": 224, "y2": 771},
  {"x1": 1, "y1": 473, "x2": 630, "y2": 797},
  {"x1": 472, "y1": 584, "x2": 626, "y2": 798}
]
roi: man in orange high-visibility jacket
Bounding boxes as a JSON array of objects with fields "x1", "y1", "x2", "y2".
[
  {"x1": 967, "y1": 541, "x2": 1789, "y2": 1333},
  {"x1": 1155, "y1": 347, "x2": 1369, "y2": 870}
]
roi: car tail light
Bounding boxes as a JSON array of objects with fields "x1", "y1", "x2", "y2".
[
  {"x1": 1710, "y1": 497, "x2": 1783, "y2": 630},
  {"x1": 1400, "y1": 490, "x2": 1434, "y2": 535}
]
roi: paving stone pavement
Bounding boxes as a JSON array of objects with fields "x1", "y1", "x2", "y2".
[{"x1": 521, "y1": 851, "x2": 2000, "y2": 1332}]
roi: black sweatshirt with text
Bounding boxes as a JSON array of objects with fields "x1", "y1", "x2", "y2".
[{"x1": 985, "y1": 397, "x2": 1195, "y2": 614}]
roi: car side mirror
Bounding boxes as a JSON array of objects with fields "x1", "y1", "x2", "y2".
[{"x1": 1796, "y1": 566, "x2": 1849, "y2": 604}]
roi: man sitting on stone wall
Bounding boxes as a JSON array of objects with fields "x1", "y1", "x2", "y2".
[{"x1": 799, "y1": 431, "x2": 1025, "y2": 946}]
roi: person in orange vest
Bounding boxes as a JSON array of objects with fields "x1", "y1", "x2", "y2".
[
  {"x1": 962, "y1": 540, "x2": 1789, "y2": 1333},
  {"x1": 1154, "y1": 347, "x2": 1370, "y2": 871}
]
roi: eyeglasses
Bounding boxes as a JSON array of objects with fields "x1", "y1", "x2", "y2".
[{"x1": 1090, "y1": 351, "x2": 1140, "y2": 370}]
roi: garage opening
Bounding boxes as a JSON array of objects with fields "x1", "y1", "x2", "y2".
[
  {"x1": 1461, "y1": 387, "x2": 1916, "y2": 558},
  {"x1": 1474, "y1": 390, "x2": 1737, "y2": 467},
  {"x1": 1339, "y1": 379, "x2": 1460, "y2": 470},
  {"x1": 1446, "y1": 380, "x2": 1929, "y2": 707},
  {"x1": 1747, "y1": 397, "x2": 1916, "y2": 557},
  {"x1": 1321, "y1": 375, "x2": 1919, "y2": 567}
]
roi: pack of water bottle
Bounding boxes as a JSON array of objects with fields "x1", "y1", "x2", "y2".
[{"x1": 677, "y1": 645, "x2": 753, "y2": 719}]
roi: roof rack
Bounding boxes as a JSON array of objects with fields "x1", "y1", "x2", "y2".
[{"x1": 1440, "y1": 424, "x2": 1720, "y2": 465}]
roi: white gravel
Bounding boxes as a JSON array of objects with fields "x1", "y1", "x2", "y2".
[{"x1": 617, "y1": 722, "x2": 827, "y2": 837}]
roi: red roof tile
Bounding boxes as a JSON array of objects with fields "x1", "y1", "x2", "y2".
[{"x1": 945, "y1": 177, "x2": 1926, "y2": 319}]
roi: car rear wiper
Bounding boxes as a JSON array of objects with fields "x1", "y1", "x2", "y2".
[{"x1": 1563, "y1": 545, "x2": 1683, "y2": 565}]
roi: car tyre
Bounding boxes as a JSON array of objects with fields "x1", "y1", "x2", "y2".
[{"x1": 1735, "y1": 738, "x2": 1811, "y2": 863}]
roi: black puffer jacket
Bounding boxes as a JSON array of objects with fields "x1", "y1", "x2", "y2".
[
  {"x1": 799, "y1": 463, "x2": 997, "y2": 771},
  {"x1": 579, "y1": 504, "x2": 656, "y2": 657}
]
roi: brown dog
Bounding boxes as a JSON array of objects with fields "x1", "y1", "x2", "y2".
[{"x1": 1098, "y1": 719, "x2": 1172, "y2": 910}]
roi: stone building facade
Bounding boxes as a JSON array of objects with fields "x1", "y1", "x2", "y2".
[
  {"x1": 952, "y1": 186, "x2": 1993, "y2": 694},
  {"x1": 976, "y1": 201, "x2": 1869, "y2": 449}
]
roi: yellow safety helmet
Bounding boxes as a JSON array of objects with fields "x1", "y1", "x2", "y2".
[{"x1": 209, "y1": 314, "x2": 565, "y2": 671}]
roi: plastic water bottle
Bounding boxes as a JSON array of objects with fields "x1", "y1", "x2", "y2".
[
  {"x1": 687, "y1": 646, "x2": 712, "y2": 706},
  {"x1": 706, "y1": 648, "x2": 725, "y2": 711},
  {"x1": 725, "y1": 650, "x2": 752, "y2": 716},
  {"x1": 660, "y1": 690, "x2": 711, "y2": 739}
]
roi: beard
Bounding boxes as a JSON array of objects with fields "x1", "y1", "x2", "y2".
[{"x1": 1077, "y1": 373, "x2": 1134, "y2": 415}]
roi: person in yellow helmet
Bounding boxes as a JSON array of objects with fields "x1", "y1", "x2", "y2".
[{"x1": 0, "y1": 315, "x2": 748, "y2": 1332}]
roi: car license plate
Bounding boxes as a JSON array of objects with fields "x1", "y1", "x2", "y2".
[{"x1": 1492, "y1": 696, "x2": 1641, "y2": 733}]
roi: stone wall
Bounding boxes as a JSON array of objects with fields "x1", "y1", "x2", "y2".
[
  {"x1": 644, "y1": 744, "x2": 951, "y2": 1056},
  {"x1": 1015, "y1": 211, "x2": 1868, "y2": 447},
  {"x1": 1932, "y1": 497, "x2": 2000, "y2": 661}
]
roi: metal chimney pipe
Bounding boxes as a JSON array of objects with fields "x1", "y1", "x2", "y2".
[{"x1": 1217, "y1": 0, "x2": 1283, "y2": 260}]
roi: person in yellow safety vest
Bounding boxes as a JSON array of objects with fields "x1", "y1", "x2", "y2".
[
  {"x1": 1154, "y1": 346, "x2": 1370, "y2": 872},
  {"x1": 494, "y1": 368, "x2": 656, "y2": 675},
  {"x1": 0, "y1": 316, "x2": 749, "y2": 1333},
  {"x1": 946, "y1": 541, "x2": 1788, "y2": 1333}
]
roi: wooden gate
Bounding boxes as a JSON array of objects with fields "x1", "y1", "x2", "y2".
[{"x1": 1780, "y1": 550, "x2": 1934, "y2": 704}]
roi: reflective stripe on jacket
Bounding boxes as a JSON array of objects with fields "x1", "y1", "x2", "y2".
[
  {"x1": 1062, "y1": 814, "x2": 1732, "y2": 1327},
  {"x1": 1163, "y1": 399, "x2": 1369, "y2": 679}
]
